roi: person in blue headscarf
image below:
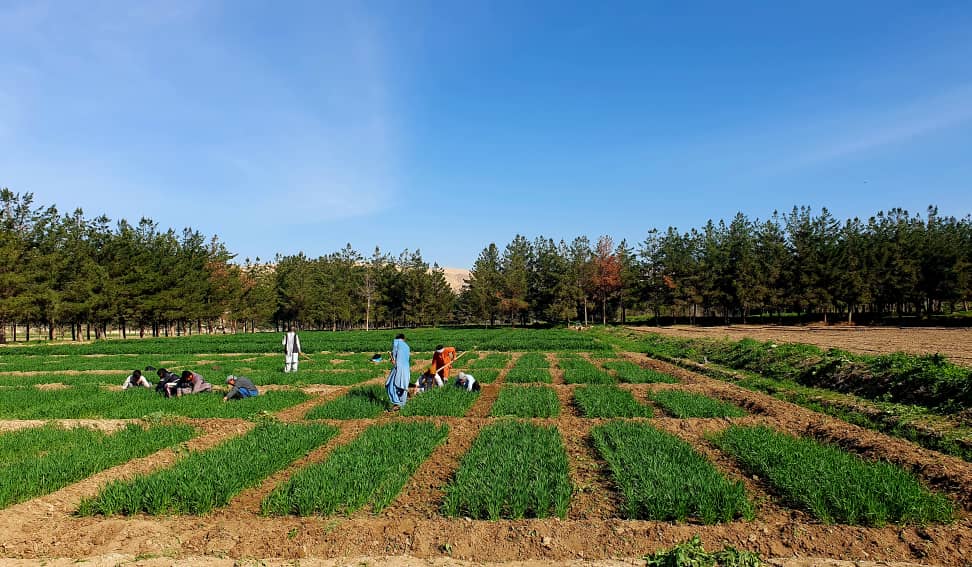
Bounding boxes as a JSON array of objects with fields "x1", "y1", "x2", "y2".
[{"x1": 386, "y1": 333, "x2": 411, "y2": 410}]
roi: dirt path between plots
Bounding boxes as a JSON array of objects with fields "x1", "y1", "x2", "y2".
[
  {"x1": 0, "y1": 358, "x2": 971, "y2": 565},
  {"x1": 628, "y1": 325, "x2": 972, "y2": 366}
]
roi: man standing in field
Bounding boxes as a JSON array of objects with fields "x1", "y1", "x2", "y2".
[
  {"x1": 431, "y1": 344, "x2": 457, "y2": 386},
  {"x1": 386, "y1": 333, "x2": 411, "y2": 410},
  {"x1": 283, "y1": 329, "x2": 302, "y2": 372}
]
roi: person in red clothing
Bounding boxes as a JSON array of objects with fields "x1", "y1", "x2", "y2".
[{"x1": 431, "y1": 345, "x2": 458, "y2": 385}]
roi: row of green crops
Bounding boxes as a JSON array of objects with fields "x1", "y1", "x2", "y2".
[
  {"x1": 601, "y1": 360, "x2": 679, "y2": 384},
  {"x1": 592, "y1": 421, "x2": 752, "y2": 523},
  {"x1": 0, "y1": 387, "x2": 309, "y2": 419},
  {"x1": 401, "y1": 387, "x2": 480, "y2": 417},
  {"x1": 491, "y1": 386, "x2": 560, "y2": 418},
  {"x1": 467, "y1": 353, "x2": 512, "y2": 369},
  {"x1": 306, "y1": 385, "x2": 389, "y2": 420},
  {"x1": 514, "y1": 353, "x2": 549, "y2": 369},
  {"x1": 651, "y1": 390, "x2": 747, "y2": 419},
  {"x1": 467, "y1": 369, "x2": 500, "y2": 384},
  {"x1": 78, "y1": 422, "x2": 338, "y2": 516},
  {"x1": 443, "y1": 420, "x2": 571, "y2": 519},
  {"x1": 505, "y1": 368, "x2": 552, "y2": 383},
  {"x1": 0, "y1": 328, "x2": 611, "y2": 356},
  {"x1": 262, "y1": 422, "x2": 448, "y2": 516},
  {"x1": 0, "y1": 422, "x2": 195, "y2": 509},
  {"x1": 574, "y1": 385, "x2": 653, "y2": 418},
  {"x1": 558, "y1": 357, "x2": 615, "y2": 384},
  {"x1": 712, "y1": 425, "x2": 954, "y2": 526}
]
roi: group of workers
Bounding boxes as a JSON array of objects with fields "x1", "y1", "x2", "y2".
[
  {"x1": 385, "y1": 334, "x2": 479, "y2": 411},
  {"x1": 122, "y1": 367, "x2": 258, "y2": 402}
]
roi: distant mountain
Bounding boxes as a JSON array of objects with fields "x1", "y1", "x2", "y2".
[{"x1": 441, "y1": 267, "x2": 470, "y2": 293}]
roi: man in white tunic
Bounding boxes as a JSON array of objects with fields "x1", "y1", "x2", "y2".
[{"x1": 283, "y1": 329, "x2": 302, "y2": 372}]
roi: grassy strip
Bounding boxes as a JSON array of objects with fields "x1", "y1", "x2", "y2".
[
  {"x1": 712, "y1": 425, "x2": 953, "y2": 526},
  {"x1": 269, "y1": 369, "x2": 382, "y2": 386},
  {"x1": 491, "y1": 386, "x2": 560, "y2": 418},
  {"x1": 262, "y1": 422, "x2": 448, "y2": 516},
  {"x1": 574, "y1": 385, "x2": 653, "y2": 418},
  {"x1": 559, "y1": 358, "x2": 615, "y2": 384},
  {"x1": 467, "y1": 353, "x2": 512, "y2": 369},
  {"x1": 0, "y1": 387, "x2": 308, "y2": 419},
  {"x1": 0, "y1": 328, "x2": 610, "y2": 355},
  {"x1": 443, "y1": 420, "x2": 571, "y2": 519},
  {"x1": 645, "y1": 535, "x2": 764, "y2": 567},
  {"x1": 651, "y1": 390, "x2": 747, "y2": 418},
  {"x1": 0, "y1": 423, "x2": 195, "y2": 509},
  {"x1": 467, "y1": 369, "x2": 500, "y2": 384},
  {"x1": 592, "y1": 421, "x2": 752, "y2": 523},
  {"x1": 305, "y1": 385, "x2": 389, "y2": 419},
  {"x1": 603, "y1": 360, "x2": 678, "y2": 384},
  {"x1": 78, "y1": 422, "x2": 338, "y2": 516},
  {"x1": 505, "y1": 368, "x2": 552, "y2": 383},
  {"x1": 514, "y1": 353, "x2": 550, "y2": 368},
  {"x1": 401, "y1": 387, "x2": 479, "y2": 417}
]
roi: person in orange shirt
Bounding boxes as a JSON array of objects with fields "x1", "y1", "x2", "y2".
[{"x1": 431, "y1": 345, "x2": 458, "y2": 386}]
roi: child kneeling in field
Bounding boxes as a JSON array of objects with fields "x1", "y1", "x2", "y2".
[
  {"x1": 416, "y1": 366, "x2": 443, "y2": 393},
  {"x1": 223, "y1": 375, "x2": 259, "y2": 401}
]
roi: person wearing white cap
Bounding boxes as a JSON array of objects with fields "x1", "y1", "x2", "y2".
[
  {"x1": 454, "y1": 371, "x2": 480, "y2": 392},
  {"x1": 223, "y1": 375, "x2": 259, "y2": 401}
]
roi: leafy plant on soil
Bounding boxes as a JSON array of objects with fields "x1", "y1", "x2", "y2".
[
  {"x1": 574, "y1": 385, "x2": 653, "y2": 418},
  {"x1": 443, "y1": 420, "x2": 571, "y2": 519},
  {"x1": 77, "y1": 422, "x2": 337, "y2": 516},
  {"x1": 651, "y1": 390, "x2": 747, "y2": 419},
  {"x1": 644, "y1": 535, "x2": 763, "y2": 567},
  {"x1": 712, "y1": 425, "x2": 954, "y2": 526},
  {"x1": 262, "y1": 422, "x2": 448, "y2": 516},
  {"x1": 490, "y1": 386, "x2": 560, "y2": 418},
  {"x1": 592, "y1": 421, "x2": 752, "y2": 523},
  {"x1": 0, "y1": 422, "x2": 195, "y2": 509}
]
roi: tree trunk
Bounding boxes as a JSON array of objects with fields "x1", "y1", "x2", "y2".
[
  {"x1": 602, "y1": 296, "x2": 607, "y2": 326},
  {"x1": 583, "y1": 299, "x2": 588, "y2": 326}
]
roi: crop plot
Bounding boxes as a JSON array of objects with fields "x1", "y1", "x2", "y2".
[
  {"x1": 0, "y1": 423, "x2": 195, "y2": 509},
  {"x1": 651, "y1": 390, "x2": 746, "y2": 418},
  {"x1": 514, "y1": 353, "x2": 549, "y2": 368},
  {"x1": 467, "y1": 353, "x2": 512, "y2": 369},
  {"x1": 491, "y1": 385, "x2": 560, "y2": 418},
  {"x1": 712, "y1": 425, "x2": 954, "y2": 525},
  {"x1": 262, "y1": 421, "x2": 448, "y2": 516},
  {"x1": 602, "y1": 360, "x2": 678, "y2": 384},
  {"x1": 592, "y1": 421, "x2": 752, "y2": 523},
  {"x1": 574, "y1": 385, "x2": 653, "y2": 418},
  {"x1": 401, "y1": 386, "x2": 479, "y2": 417},
  {"x1": 558, "y1": 357, "x2": 615, "y2": 384},
  {"x1": 505, "y1": 368, "x2": 552, "y2": 383},
  {"x1": 305, "y1": 385, "x2": 389, "y2": 419},
  {"x1": 466, "y1": 369, "x2": 500, "y2": 384},
  {"x1": 0, "y1": 387, "x2": 309, "y2": 419},
  {"x1": 78, "y1": 422, "x2": 338, "y2": 516},
  {"x1": 269, "y1": 369, "x2": 382, "y2": 386},
  {"x1": 443, "y1": 420, "x2": 571, "y2": 519}
]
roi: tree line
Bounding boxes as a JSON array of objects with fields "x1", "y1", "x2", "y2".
[{"x1": 2, "y1": 188, "x2": 971, "y2": 342}]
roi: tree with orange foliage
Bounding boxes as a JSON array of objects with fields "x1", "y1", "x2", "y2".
[{"x1": 591, "y1": 235, "x2": 622, "y2": 325}]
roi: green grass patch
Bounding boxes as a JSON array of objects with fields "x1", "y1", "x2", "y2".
[
  {"x1": 574, "y1": 385, "x2": 652, "y2": 418},
  {"x1": 262, "y1": 422, "x2": 448, "y2": 516},
  {"x1": 305, "y1": 385, "x2": 389, "y2": 419},
  {"x1": 0, "y1": 422, "x2": 195, "y2": 509},
  {"x1": 78, "y1": 422, "x2": 338, "y2": 516},
  {"x1": 443, "y1": 420, "x2": 571, "y2": 519},
  {"x1": 491, "y1": 386, "x2": 560, "y2": 418},
  {"x1": 467, "y1": 353, "x2": 512, "y2": 369},
  {"x1": 0, "y1": 387, "x2": 308, "y2": 419},
  {"x1": 505, "y1": 368, "x2": 552, "y2": 383},
  {"x1": 603, "y1": 360, "x2": 678, "y2": 384},
  {"x1": 645, "y1": 535, "x2": 764, "y2": 567},
  {"x1": 400, "y1": 387, "x2": 479, "y2": 417},
  {"x1": 592, "y1": 421, "x2": 752, "y2": 523},
  {"x1": 651, "y1": 390, "x2": 746, "y2": 418},
  {"x1": 712, "y1": 425, "x2": 954, "y2": 526},
  {"x1": 513, "y1": 353, "x2": 550, "y2": 368},
  {"x1": 468, "y1": 369, "x2": 500, "y2": 384}
]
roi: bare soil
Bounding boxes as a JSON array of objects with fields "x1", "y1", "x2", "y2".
[
  {"x1": 0, "y1": 354, "x2": 969, "y2": 566},
  {"x1": 632, "y1": 325, "x2": 972, "y2": 366}
]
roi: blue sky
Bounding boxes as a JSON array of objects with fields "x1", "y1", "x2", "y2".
[{"x1": 2, "y1": 1, "x2": 971, "y2": 267}]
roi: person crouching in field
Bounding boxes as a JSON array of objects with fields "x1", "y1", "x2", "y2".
[
  {"x1": 155, "y1": 368, "x2": 181, "y2": 397},
  {"x1": 122, "y1": 369, "x2": 152, "y2": 389},
  {"x1": 454, "y1": 371, "x2": 480, "y2": 392},
  {"x1": 416, "y1": 366, "x2": 440, "y2": 393},
  {"x1": 223, "y1": 375, "x2": 258, "y2": 401},
  {"x1": 173, "y1": 370, "x2": 213, "y2": 397}
]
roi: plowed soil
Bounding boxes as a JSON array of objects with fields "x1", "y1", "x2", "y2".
[
  {"x1": 631, "y1": 325, "x2": 972, "y2": 366},
  {"x1": 0, "y1": 353, "x2": 968, "y2": 566}
]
